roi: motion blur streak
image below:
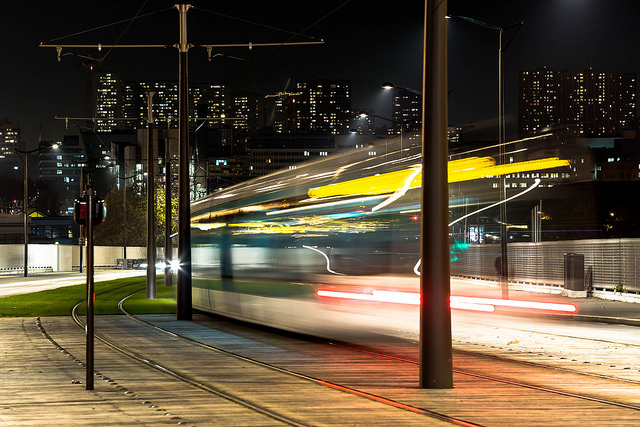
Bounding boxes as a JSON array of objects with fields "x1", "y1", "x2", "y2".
[
  {"x1": 449, "y1": 179, "x2": 541, "y2": 227},
  {"x1": 190, "y1": 135, "x2": 575, "y2": 342},
  {"x1": 449, "y1": 300, "x2": 496, "y2": 312},
  {"x1": 302, "y1": 245, "x2": 345, "y2": 275},
  {"x1": 452, "y1": 296, "x2": 578, "y2": 313},
  {"x1": 316, "y1": 289, "x2": 494, "y2": 312},
  {"x1": 307, "y1": 157, "x2": 569, "y2": 199},
  {"x1": 372, "y1": 166, "x2": 422, "y2": 212},
  {"x1": 317, "y1": 289, "x2": 577, "y2": 313}
]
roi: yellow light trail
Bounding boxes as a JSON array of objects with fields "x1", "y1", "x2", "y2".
[{"x1": 308, "y1": 157, "x2": 570, "y2": 199}]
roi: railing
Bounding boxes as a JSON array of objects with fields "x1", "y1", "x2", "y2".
[
  {"x1": 450, "y1": 238, "x2": 640, "y2": 293},
  {"x1": 3, "y1": 240, "x2": 640, "y2": 293}
]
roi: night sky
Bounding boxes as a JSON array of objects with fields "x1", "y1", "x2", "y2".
[{"x1": 2, "y1": 1, "x2": 640, "y2": 147}]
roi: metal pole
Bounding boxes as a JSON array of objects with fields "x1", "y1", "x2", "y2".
[
  {"x1": 85, "y1": 186, "x2": 94, "y2": 390},
  {"x1": 538, "y1": 200, "x2": 542, "y2": 242},
  {"x1": 176, "y1": 4, "x2": 192, "y2": 320},
  {"x1": 79, "y1": 170, "x2": 83, "y2": 274},
  {"x1": 147, "y1": 91, "x2": 157, "y2": 299},
  {"x1": 165, "y1": 125, "x2": 172, "y2": 287},
  {"x1": 498, "y1": 29, "x2": 509, "y2": 299},
  {"x1": 23, "y1": 152, "x2": 28, "y2": 277},
  {"x1": 123, "y1": 172, "x2": 127, "y2": 261},
  {"x1": 420, "y1": 0, "x2": 453, "y2": 388}
]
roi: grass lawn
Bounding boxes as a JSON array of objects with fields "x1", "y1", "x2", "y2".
[{"x1": 0, "y1": 275, "x2": 176, "y2": 317}]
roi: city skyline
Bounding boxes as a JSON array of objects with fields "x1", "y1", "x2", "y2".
[
  {"x1": 2, "y1": 1, "x2": 423, "y2": 146},
  {"x1": 4, "y1": 1, "x2": 640, "y2": 146}
]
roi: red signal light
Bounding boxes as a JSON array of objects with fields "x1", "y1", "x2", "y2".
[{"x1": 73, "y1": 200, "x2": 106, "y2": 225}]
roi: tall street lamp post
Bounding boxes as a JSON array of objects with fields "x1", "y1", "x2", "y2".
[
  {"x1": 16, "y1": 142, "x2": 59, "y2": 277},
  {"x1": 176, "y1": 3, "x2": 192, "y2": 320},
  {"x1": 447, "y1": 15, "x2": 523, "y2": 299},
  {"x1": 147, "y1": 91, "x2": 157, "y2": 299}
]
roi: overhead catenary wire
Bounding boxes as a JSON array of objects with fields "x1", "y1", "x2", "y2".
[
  {"x1": 40, "y1": 6, "x2": 174, "y2": 45},
  {"x1": 192, "y1": 6, "x2": 325, "y2": 42},
  {"x1": 226, "y1": 0, "x2": 352, "y2": 63},
  {"x1": 100, "y1": 0, "x2": 150, "y2": 62}
]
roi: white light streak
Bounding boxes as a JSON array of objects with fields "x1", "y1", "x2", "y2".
[
  {"x1": 449, "y1": 178, "x2": 541, "y2": 227},
  {"x1": 303, "y1": 245, "x2": 345, "y2": 275},
  {"x1": 266, "y1": 195, "x2": 385, "y2": 216},
  {"x1": 371, "y1": 166, "x2": 421, "y2": 212}
]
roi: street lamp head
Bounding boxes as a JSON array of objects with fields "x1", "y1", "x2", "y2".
[
  {"x1": 358, "y1": 111, "x2": 369, "y2": 118},
  {"x1": 381, "y1": 82, "x2": 422, "y2": 96}
]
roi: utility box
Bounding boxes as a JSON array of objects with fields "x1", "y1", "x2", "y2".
[{"x1": 564, "y1": 253, "x2": 586, "y2": 298}]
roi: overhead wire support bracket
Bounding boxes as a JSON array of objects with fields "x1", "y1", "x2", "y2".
[
  {"x1": 41, "y1": 40, "x2": 324, "y2": 62},
  {"x1": 201, "y1": 40, "x2": 323, "y2": 61},
  {"x1": 40, "y1": 43, "x2": 170, "y2": 61}
]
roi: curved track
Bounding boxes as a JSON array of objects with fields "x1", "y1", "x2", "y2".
[
  {"x1": 32, "y1": 292, "x2": 640, "y2": 426},
  {"x1": 57, "y1": 294, "x2": 479, "y2": 426}
]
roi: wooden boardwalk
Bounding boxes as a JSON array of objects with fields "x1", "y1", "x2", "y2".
[{"x1": 1, "y1": 314, "x2": 639, "y2": 426}]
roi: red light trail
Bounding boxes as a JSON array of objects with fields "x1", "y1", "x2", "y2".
[{"x1": 316, "y1": 289, "x2": 577, "y2": 313}]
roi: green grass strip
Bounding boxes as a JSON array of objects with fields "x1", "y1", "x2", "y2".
[{"x1": 0, "y1": 276, "x2": 176, "y2": 317}]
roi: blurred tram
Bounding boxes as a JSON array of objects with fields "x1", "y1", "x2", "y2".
[{"x1": 190, "y1": 133, "x2": 570, "y2": 342}]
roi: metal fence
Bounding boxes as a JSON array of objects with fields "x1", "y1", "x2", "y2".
[{"x1": 450, "y1": 238, "x2": 640, "y2": 293}]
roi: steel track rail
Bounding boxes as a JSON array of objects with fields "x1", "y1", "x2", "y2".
[
  {"x1": 70, "y1": 300, "x2": 309, "y2": 427},
  {"x1": 330, "y1": 342, "x2": 640, "y2": 412},
  {"x1": 116, "y1": 293, "x2": 481, "y2": 427}
]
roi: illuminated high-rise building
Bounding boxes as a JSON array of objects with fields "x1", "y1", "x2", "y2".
[
  {"x1": 122, "y1": 81, "x2": 179, "y2": 128},
  {"x1": 568, "y1": 69, "x2": 636, "y2": 136},
  {"x1": 0, "y1": 119, "x2": 19, "y2": 160},
  {"x1": 121, "y1": 82, "x2": 227, "y2": 129},
  {"x1": 230, "y1": 92, "x2": 264, "y2": 132},
  {"x1": 390, "y1": 91, "x2": 421, "y2": 135},
  {"x1": 519, "y1": 67, "x2": 636, "y2": 137},
  {"x1": 89, "y1": 72, "x2": 124, "y2": 132},
  {"x1": 193, "y1": 84, "x2": 227, "y2": 126},
  {"x1": 295, "y1": 80, "x2": 351, "y2": 134},
  {"x1": 266, "y1": 91, "x2": 301, "y2": 134},
  {"x1": 91, "y1": 71, "x2": 229, "y2": 131}
]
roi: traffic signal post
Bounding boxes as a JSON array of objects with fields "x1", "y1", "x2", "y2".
[{"x1": 74, "y1": 186, "x2": 105, "y2": 390}]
